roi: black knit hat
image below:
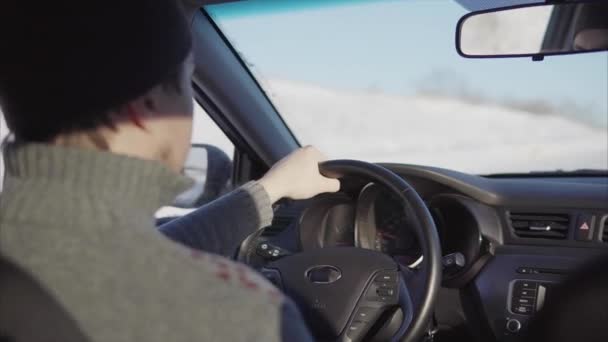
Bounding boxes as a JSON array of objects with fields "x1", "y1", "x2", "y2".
[{"x1": 0, "y1": 0, "x2": 192, "y2": 141}]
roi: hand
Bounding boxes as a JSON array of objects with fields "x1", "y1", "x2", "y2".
[{"x1": 258, "y1": 146, "x2": 340, "y2": 203}]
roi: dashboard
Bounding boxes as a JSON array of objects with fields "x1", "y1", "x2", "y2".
[
  {"x1": 245, "y1": 163, "x2": 608, "y2": 342},
  {"x1": 297, "y1": 183, "x2": 424, "y2": 265},
  {"x1": 355, "y1": 183, "x2": 422, "y2": 266}
]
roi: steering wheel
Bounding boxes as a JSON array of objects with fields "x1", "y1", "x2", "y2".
[{"x1": 245, "y1": 160, "x2": 442, "y2": 342}]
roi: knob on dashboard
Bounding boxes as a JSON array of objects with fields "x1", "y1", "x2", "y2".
[{"x1": 506, "y1": 318, "x2": 522, "y2": 333}]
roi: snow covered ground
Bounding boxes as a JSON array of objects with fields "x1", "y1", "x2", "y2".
[
  {"x1": 262, "y1": 79, "x2": 607, "y2": 174},
  {"x1": 1, "y1": 79, "x2": 607, "y2": 192}
]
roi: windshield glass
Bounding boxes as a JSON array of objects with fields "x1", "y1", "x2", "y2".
[{"x1": 206, "y1": 0, "x2": 608, "y2": 174}]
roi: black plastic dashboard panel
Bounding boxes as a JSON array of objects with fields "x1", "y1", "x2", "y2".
[
  {"x1": 383, "y1": 163, "x2": 608, "y2": 209},
  {"x1": 428, "y1": 194, "x2": 498, "y2": 286},
  {"x1": 469, "y1": 245, "x2": 608, "y2": 341},
  {"x1": 255, "y1": 163, "x2": 607, "y2": 342},
  {"x1": 362, "y1": 164, "x2": 608, "y2": 341}
]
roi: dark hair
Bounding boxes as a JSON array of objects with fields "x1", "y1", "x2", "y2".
[
  {"x1": 0, "y1": 64, "x2": 186, "y2": 143},
  {"x1": 0, "y1": 0, "x2": 192, "y2": 143}
]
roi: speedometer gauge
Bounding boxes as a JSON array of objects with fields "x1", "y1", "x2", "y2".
[
  {"x1": 374, "y1": 211, "x2": 413, "y2": 251},
  {"x1": 355, "y1": 183, "x2": 422, "y2": 266}
]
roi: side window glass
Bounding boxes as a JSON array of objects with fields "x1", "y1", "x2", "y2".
[{"x1": 155, "y1": 104, "x2": 235, "y2": 222}]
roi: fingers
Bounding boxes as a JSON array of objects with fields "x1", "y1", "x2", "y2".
[
  {"x1": 323, "y1": 178, "x2": 341, "y2": 193},
  {"x1": 304, "y1": 146, "x2": 339, "y2": 193},
  {"x1": 261, "y1": 145, "x2": 338, "y2": 201},
  {"x1": 303, "y1": 145, "x2": 327, "y2": 162}
]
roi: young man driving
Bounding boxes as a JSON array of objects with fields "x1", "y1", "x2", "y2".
[{"x1": 0, "y1": 0, "x2": 338, "y2": 340}]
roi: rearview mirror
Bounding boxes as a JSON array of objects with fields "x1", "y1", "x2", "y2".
[
  {"x1": 456, "y1": 1, "x2": 608, "y2": 60},
  {"x1": 173, "y1": 144, "x2": 232, "y2": 208}
]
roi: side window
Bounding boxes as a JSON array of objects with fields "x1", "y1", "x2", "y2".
[
  {"x1": 191, "y1": 104, "x2": 234, "y2": 158},
  {"x1": 155, "y1": 103, "x2": 236, "y2": 222}
]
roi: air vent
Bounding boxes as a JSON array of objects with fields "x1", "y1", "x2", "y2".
[
  {"x1": 509, "y1": 213, "x2": 570, "y2": 239},
  {"x1": 602, "y1": 217, "x2": 608, "y2": 243}
]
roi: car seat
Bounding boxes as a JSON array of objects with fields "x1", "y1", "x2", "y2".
[{"x1": 0, "y1": 255, "x2": 88, "y2": 342}]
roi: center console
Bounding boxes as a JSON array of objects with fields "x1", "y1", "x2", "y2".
[
  {"x1": 467, "y1": 248, "x2": 593, "y2": 341},
  {"x1": 504, "y1": 279, "x2": 556, "y2": 333}
]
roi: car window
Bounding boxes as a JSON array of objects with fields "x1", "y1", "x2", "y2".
[
  {"x1": 156, "y1": 103, "x2": 235, "y2": 220},
  {"x1": 191, "y1": 103, "x2": 234, "y2": 158},
  {"x1": 207, "y1": 0, "x2": 608, "y2": 175}
]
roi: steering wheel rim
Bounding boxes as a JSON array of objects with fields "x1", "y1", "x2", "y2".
[{"x1": 244, "y1": 160, "x2": 442, "y2": 341}]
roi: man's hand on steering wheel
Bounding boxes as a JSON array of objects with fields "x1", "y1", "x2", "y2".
[{"x1": 258, "y1": 146, "x2": 341, "y2": 203}]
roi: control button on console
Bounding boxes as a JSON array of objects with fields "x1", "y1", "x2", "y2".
[
  {"x1": 374, "y1": 271, "x2": 397, "y2": 283},
  {"x1": 516, "y1": 267, "x2": 542, "y2": 274},
  {"x1": 575, "y1": 214, "x2": 595, "y2": 241},
  {"x1": 513, "y1": 297, "x2": 533, "y2": 305},
  {"x1": 366, "y1": 274, "x2": 399, "y2": 305},
  {"x1": 366, "y1": 286, "x2": 399, "y2": 304},
  {"x1": 376, "y1": 287, "x2": 395, "y2": 297},
  {"x1": 353, "y1": 307, "x2": 378, "y2": 323},
  {"x1": 375, "y1": 281, "x2": 394, "y2": 288},
  {"x1": 506, "y1": 319, "x2": 522, "y2": 333},
  {"x1": 256, "y1": 242, "x2": 290, "y2": 260},
  {"x1": 346, "y1": 321, "x2": 367, "y2": 340},
  {"x1": 514, "y1": 280, "x2": 538, "y2": 292},
  {"x1": 512, "y1": 305, "x2": 533, "y2": 315},
  {"x1": 442, "y1": 252, "x2": 466, "y2": 268},
  {"x1": 518, "y1": 289, "x2": 535, "y2": 298}
]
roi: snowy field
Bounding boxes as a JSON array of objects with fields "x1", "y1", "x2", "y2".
[
  {"x1": 262, "y1": 79, "x2": 607, "y2": 174},
  {"x1": 1, "y1": 79, "x2": 607, "y2": 192}
]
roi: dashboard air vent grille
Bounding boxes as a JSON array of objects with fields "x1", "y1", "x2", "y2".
[{"x1": 509, "y1": 213, "x2": 570, "y2": 239}]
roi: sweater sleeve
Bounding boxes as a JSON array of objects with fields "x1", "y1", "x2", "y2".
[
  {"x1": 280, "y1": 299, "x2": 315, "y2": 341},
  {"x1": 159, "y1": 181, "x2": 274, "y2": 257}
]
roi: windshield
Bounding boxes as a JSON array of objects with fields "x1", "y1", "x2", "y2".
[{"x1": 206, "y1": 0, "x2": 607, "y2": 174}]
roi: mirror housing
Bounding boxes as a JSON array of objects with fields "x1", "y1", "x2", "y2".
[
  {"x1": 173, "y1": 144, "x2": 232, "y2": 208},
  {"x1": 456, "y1": 1, "x2": 608, "y2": 60}
]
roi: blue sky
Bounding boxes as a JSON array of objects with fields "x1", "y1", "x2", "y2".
[{"x1": 207, "y1": 0, "x2": 608, "y2": 126}]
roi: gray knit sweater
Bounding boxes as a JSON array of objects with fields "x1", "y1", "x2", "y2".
[{"x1": 0, "y1": 143, "x2": 313, "y2": 342}]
